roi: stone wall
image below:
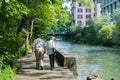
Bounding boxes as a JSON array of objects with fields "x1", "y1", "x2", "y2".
[{"x1": 55, "y1": 50, "x2": 78, "y2": 75}]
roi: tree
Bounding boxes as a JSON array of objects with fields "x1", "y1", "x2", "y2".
[
  {"x1": 112, "y1": 7, "x2": 120, "y2": 45},
  {"x1": 93, "y1": 13, "x2": 111, "y2": 31},
  {"x1": 81, "y1": 0, "x2": 92, "y2": 7},
  {"x1": 92, "y1": 13, "x2": 111, "y2": 41},
  {"x1": 55, "y1": 7, "x2": 71, "y2": 32},
  {"x1": 0, "y1": 0, "x2": 29, "y2": 69},
  {"x1": 0, "y1": 0, "x2": 94, "y2": 79},
  {"x1": 99, "y1": 25, "x2": 115, "y2": 40},
  {"x1": 113, "y1": 8, "x2": 120, "y2": 27},
  {"x1": 33, "y1": 1, "x2": 56, "y2": 35}
]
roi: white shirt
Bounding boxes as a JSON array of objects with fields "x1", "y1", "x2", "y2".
[
  {"x1": 48, "y1": 40, "x2": 55, "y2": 48},
  {"x1": 47, "y1": 40, "x2": 56, "y2": 55},
  {"x1": 32, "y1": 38, "x2": 45, "y2": 52}
]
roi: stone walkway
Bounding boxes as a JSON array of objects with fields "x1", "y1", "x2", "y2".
[{"x1": 12, "y1": 54, "x2": 76, "y2": 80}]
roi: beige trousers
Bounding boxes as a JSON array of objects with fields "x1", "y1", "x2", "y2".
[{"x1": 35, "y1": 49, "x2": 44, "y2": 68}]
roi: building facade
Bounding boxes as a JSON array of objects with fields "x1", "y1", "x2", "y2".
[
  {"x1": 101, "y1": 0, "x2": 118, "y2": 15},
  {"x1": 94, "y1": 0, "x2": 102, "y2": 17},
  {"x1": 71, "y1": 0, "x2": 95, "y2": 27},
  {"x1": 71, "y1": 0, "x2": 120, "y2": 27}
]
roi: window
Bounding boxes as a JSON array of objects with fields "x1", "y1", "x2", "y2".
[
  {"x1": 86, "y1": 15, "x2": 91, "y2": 19},
  {"x1": 72, "y1": 13, "x2": 74, "y2": 19},
  {"x1": 103, "y1": 7, "x2": 106, "y2": 12},
  {"x1": 110, "y1": 4, "x2": 113, "y2": 14},
  {"x1": 78, "y1": 8, "x2": 82, "y2": 12},
  {"x1": 78, "y1": 15, "x2": 83, "y2": 19},
  {"x1": 79, "y1": 3, "x2": 82, "y2": 6},
  {"x1": 107, "y1": 6, "x2": 109, "y2": 12},
  {"x1": 86, "y1": 9, "x2": 91, "y2": 13},
  {"x1": 77, "y1": 21, "x2": 82, "y2": 24},
  {"x1": 114, "y1": 2, "x2": 117, "y2": 9}
]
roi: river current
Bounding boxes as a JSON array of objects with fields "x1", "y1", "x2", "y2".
[{"x1": 56, "y1": 40, "x2": 120, "y2": 80}]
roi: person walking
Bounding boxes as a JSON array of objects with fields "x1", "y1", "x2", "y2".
[
  {"x1": 47, "y1": 36, "x2": 56, "y2": 70},
  {"x1": 32, "y1": 34, "x2": 46, "y2": 70}
]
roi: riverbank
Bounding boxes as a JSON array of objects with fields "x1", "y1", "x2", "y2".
[
  {"x1": 64, "y1": 38, "x2": 120, "y2": 49},
  {"x1": 12, "y1": 53, "x2": 76, "y2": 80}
]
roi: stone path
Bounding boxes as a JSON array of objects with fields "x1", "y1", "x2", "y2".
[{"x1": 12, "y1": 54, "x2": 76, "y2": 80}]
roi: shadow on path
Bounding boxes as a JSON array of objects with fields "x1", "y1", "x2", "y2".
[{"x1": 12, "y1": 54, "x2": 75, "y2": 80}]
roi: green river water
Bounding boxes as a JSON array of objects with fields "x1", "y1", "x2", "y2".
[{"x1": 56, "y1": 40, "x2": 120, "y2": 80}]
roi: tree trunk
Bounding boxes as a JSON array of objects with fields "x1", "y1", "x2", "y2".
[
  {"x1": 25, "y1": 34, "x2": 29, "y2": 55},
  {"x1": 17, "y1": 0, "x2": 40, "y2": 34},
  {"x1": 30, "y1": 20, "x2": 34, "y2": 41},
  {"x1": 17, "y1": 17, "x2": 32, "y2": 34}
]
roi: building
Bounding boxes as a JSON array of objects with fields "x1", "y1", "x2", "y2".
[
  {"x1": 101, "y1": 0, "x2": 118, "y2": 15},
  {"x1": 71, "y1": 0, "x2": 95, "y2": 27},
  {"x1": 94, "y1": 0, "x2": 102, "y2": 17}
]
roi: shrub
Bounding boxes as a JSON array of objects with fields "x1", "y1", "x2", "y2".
[
  {"x1": 75, "y1": 33, "x2": 82, "y2": 42},
  {"x1": 99, "y1": 25, "x2": 115, "y2": 40},
  {"x1": 0, "y1": 66, "x2": 15, "y2": 80},
  {"x1": 99, "y1": 25, "x2": 115, "y2": 46}
]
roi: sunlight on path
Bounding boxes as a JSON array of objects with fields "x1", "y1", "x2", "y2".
[{"x1": 12, "y1": 54, "x2": 75, "y2": 80}]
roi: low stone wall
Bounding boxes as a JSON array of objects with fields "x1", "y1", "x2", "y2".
[{"x1": 55, "y1": 50, "x2": 78, "y2": 75}]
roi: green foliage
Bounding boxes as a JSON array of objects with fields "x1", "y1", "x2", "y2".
[
  {"x1": 99, "y1": 25, "x2": 115, "y2": 40},
  {"x1": 112, "y1": 8, "x2": 120, "y2": 45},
  {"x1": 113, "y1": 8, "x2": 120, "y2": 27},
  {"x1": 69, "y1": 12, "x2": 120, "y2": 46},
  {"x1": 74, "y1": 33, "x2": 82, "y2": 42},
  {"x1": 53, "y1": 0, "x2": 72, "y2": 33},
  {"x1": 22, "y1": 29, "x2": 29, "y2": 36},
  {"x1": 69, "y1": 17, "x2": 114, "y2": 45},
  {"x1": 64, "y1": 0, "x2": 77, "y2": 2},
  {"x1": 0, "y1": 0, "x2": 98, "y2": 79},
  {"x1": 113, "y1": 8, "x2": 120, "y2": 20},
  {"x1": 82, "y1": 26, "x2": 98, "y2": 44},
  {"x1": 0, "y1": 1, "x2": 27, "y2": 77},
  {"x1": 81, "y1": 0, "x2": 92, "y2": 7},
  {"x1": 33, "y1": 1, "x2": 56, "y2": 35},
  {"x1": 112, "y1": 29, "x2": 120, "y2": 45},
  {"x1": 36, "y1": 1, "x2": 56, "y2": 25},
  {"x1": 55, "y1": 0, "x2": 72, "y2": 31},
  {"x1": 0, "y1": 0, "x2": 29, "y2": 22},
  {"x1": 0, "y1": 34, "x2": 25, "y2": 68},
  {"x1": 93, "y1": 13, "x2": 111, "y2": 31},
  {"x1": 112, "y1": 26, "x2": 120, "y2": 45},
  {"x1": 59, "y1": 1, "x2": 120, "y2": 47},
  {"x1": 0, "y1": 66, "x2": 15, "y2": 80},
  {"x1": 68, "y1": 25, "x2": 82, "y2": 41},
  {"x1": 55, "y1": 9, "x2": 71, "y2": 31},
  {"x1": 32, "y1": 0, "x2": 72, "y2": 36},
  {"x1": 69, "y1": 25, "x2": 84, "y2": 42}
]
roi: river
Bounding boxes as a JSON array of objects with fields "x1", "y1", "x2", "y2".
[{"x1": 56, "y1": 40, "x2": 120, "y2": 80}]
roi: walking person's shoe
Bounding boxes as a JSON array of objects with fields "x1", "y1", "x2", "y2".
[
  {"x1": 50, "y1": 67, "x2": 54, "y2": 70},
  {"x1": 41, "y1": 66, "x2": 44, "y2": 70}
]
